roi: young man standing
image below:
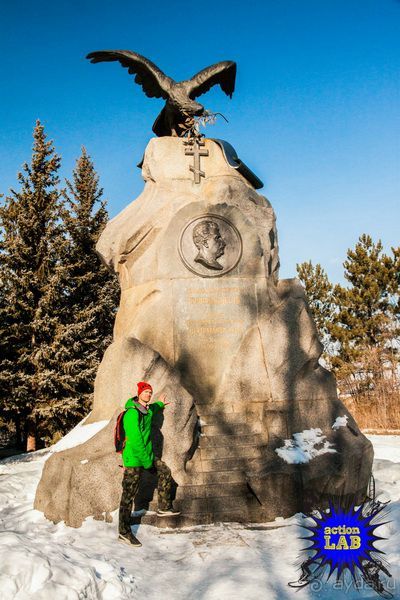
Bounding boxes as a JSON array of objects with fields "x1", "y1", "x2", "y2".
[{"x1": 118, "y1": 381, "x2": 180, "y2": 546}]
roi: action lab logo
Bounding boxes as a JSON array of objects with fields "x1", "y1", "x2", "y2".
[
  {"x1": 324, "y1": 523, "x2": 362, "y2": 551},
  {"x1": 289, "y1": 496, "x2": 394, "y2": 598}
]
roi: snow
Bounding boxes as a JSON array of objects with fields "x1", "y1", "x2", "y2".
[
  {"x1": 0, "y1": 431, "x2": 399, "y2": 599},
  {"x1": 332, "y1": 415, "x2": 348, "y2": 430},
  {"x1": 50, "y1": 413, "x2": 109, "y2": 453},
  {"x1": 275, "y1": 428, "x2": 336, "y2": 464},
  {"x1": 368, "y1": 435, "x2": 400, "y2": 463}
]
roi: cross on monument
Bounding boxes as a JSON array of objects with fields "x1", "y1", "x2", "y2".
[{"x1": 184, "y1": 138, "x2": 209, "y2": 184}]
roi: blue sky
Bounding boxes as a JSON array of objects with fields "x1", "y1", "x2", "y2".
[{"x1": 0, "y1": 0, "x2": 399, "y2": 282}]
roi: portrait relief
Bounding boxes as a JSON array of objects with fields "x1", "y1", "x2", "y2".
[
  {"x1": 192, "y1": 220, "x2": 226, "y2": 271},
  {"x1": 178, "y1": 214, "x2": 242, "y2": 278}
]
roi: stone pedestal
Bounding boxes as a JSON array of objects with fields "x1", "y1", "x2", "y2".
[{"x1": 34, "y1": 137, "x2": 373, "y2": 528}]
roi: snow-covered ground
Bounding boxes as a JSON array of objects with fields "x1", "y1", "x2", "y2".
[{"x1": 0, "y1": 424, "x2": 399, "y2": 600}]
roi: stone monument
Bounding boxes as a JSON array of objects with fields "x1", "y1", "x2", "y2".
[{"x1": 34, "y1": 52, "x2": 373, "y2": 528}]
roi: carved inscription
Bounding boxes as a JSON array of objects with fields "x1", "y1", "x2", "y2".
[
  {"x1": 186, "y1": 286, "x2": 241, "y2": 306},
  {"x1": 187, "y1": 320, "x2": 244, "y2": 336},
  {"x1": 184, "y1": 287, "x2": 243, "y2": 339},
  {"x1": 173, "y1": 279, "x2": 256, "y2": 392}
]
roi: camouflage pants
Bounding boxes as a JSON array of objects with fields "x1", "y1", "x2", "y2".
[{"x1": 119, "y1": 458, "x2": 173, "y2": 534}]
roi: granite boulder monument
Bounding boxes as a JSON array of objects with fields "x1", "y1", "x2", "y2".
[{"x1": 34, "y1": 51, "x2": 373, "y2": 528}]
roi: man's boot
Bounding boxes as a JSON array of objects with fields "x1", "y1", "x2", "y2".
[
  {"x1": 118, "y1": 506, "x2": 142, "y2": 547},
  {"x1": 157, "y1": 507, "x2": 181, "y2": 517},
  {"x1": 118, "y1": 466, "x2": 143, "y2": 546},
  {"x1": 118, "y1": 530, "x2": 142, "y2": 547}
]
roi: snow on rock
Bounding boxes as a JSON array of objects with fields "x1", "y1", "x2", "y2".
[
  {"x1": 50, "y1": 414, "x2": 109, "y2": 454},
  {"x1": 0, "y1": 432, "x2": 399, "y2": 599},
  {"x1": 275, "y1": 428, "x2": 337, "y2": 464},
  {"x1": 332, "y1": 415, "x2": 348, "y2": 430}
]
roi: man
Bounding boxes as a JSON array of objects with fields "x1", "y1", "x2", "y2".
[
  {"x1": 118, "y1": 381, "x2": 180, "y2": 547},
  {"x1": 192, "y1": 219, "x2": 226, "y2": 270}
]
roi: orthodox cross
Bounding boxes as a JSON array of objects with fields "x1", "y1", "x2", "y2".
[{"x1": 184, "y1": 138, "x2": 209, "y2": 184}]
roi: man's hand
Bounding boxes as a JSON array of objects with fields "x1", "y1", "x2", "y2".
[{"x1": 159, "y1": 393, "x2": 170, "y2": 406}]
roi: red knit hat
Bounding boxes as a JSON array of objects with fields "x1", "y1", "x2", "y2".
[{"x1": 137, "y1": 381, "x2": 153, "y2": 396}]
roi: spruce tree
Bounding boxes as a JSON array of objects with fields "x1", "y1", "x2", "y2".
[
  {"x1": 0, "y1": 209, "x2": 24, "y2": 446},
  {"x1": 0, "y1": 121, "x2": 64, "y2": 450},
  {"x1": 59, "y1": 147, "x2": 119, "y2": 421}
]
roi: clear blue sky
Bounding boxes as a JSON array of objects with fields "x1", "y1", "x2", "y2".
[{"x1": 1, "y1": 0, "x2": 399, "y2": 282}]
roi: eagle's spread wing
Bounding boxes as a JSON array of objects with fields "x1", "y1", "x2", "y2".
[
  {"x1": 185, "y1": 61, "x2": 236, "y2": 100},
  {"x1": 86, "y1": 50, "x2": 174, "y2": 99}
]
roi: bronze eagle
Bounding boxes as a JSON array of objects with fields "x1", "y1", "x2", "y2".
[{"x1": 86, "y1": 50, "x2": 236, "y2": 137}]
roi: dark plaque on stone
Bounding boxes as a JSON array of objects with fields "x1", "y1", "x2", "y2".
[{"x1": 178, "y1": 214, "x2": 242, "y2": 277}]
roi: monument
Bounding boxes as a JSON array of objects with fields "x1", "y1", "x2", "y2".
[{"x1": 34, "y1": 51, "x2": 373, "y2": 528}]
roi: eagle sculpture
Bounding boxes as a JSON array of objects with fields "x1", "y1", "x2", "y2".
[{"x1": 86, "y1": 50, "x2": 236, "y2": 137}]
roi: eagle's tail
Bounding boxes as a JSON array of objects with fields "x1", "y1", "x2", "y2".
[{"x1": 152, "y1": 106, "x2": 169, "y2": 137}]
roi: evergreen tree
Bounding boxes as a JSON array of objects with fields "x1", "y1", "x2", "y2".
[
  {"x1": 0, "y1": 121, "x2": 64, "y2": 450},
  {"x1": 58, "y1": 147, "x2": 119, "y2": 422},
  {"x1": 0, "y1": 134, "x2": 119, "y2": 448},
  {"x1": 297, "y1": 235, "x2": 399, "y2": 406},
  {"x1": 0, "y1": 199, "x2": 23, "y2": 445},
  {"x1": 330, "y1": 235, "x2": 399, "y2": 370},
  {"x1": 296, "y1": 260, "x2": 334, "y2": 351},
  {"x1": 331, "y1": 234, "x2": 399, "y2": 361}
]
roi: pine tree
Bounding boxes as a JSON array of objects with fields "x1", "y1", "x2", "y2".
[
  {"x1": 330, "y1": 235, "x2": 399, "y2": 369},
  {"x1": 296, "y1": 260, "x2": 334, "y2": 351},
  {"x1": 297, "y1": 235, "x2": 399, "y2": 408},
  {"x1": 0, "y1": 121, "x2": 64, "y2": 450},
  {"x1": 57, "y1": 147, "x2": 119, "y2": 423}
]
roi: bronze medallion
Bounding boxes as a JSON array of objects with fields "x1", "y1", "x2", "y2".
[{"x1": 178, "y1": 214, "x2": 242, "y2": 277}]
